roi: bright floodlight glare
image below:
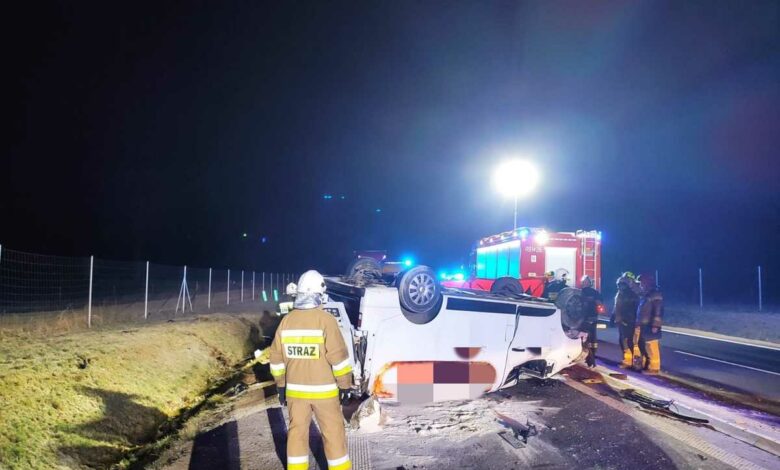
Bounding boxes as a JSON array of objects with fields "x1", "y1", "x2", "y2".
[{"x1": 493, "y1": 159, "x2": 540, "y2": 198}]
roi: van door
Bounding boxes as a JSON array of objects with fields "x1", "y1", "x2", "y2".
[{"x1": 322, "y1": 301, "x2": 362, "y2": 388}]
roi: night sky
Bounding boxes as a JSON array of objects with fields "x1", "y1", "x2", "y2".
[{"x1": 2, "y1": 1, "x2": 778, "y2": 304}]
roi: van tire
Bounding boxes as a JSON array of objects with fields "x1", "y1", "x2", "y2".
[
  {"x1": 490, "y1": 277, "x2": 523, "y2": 297},
  {"x1": 555, "y1": 287, "x2": 585, "y2": 330},
  {"x1": 346, "y1": 257, "x2": 382, "y2": 277},
  {"x1": 398, "y1": 266, "x2": 442, "y2": 324}
]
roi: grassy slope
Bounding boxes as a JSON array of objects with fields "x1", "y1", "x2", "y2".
[
  {"x1": 0, "y1": 313, "x2": 262, "y2": 469},
  {"x1": 664, "y1": 306, "x2": 779, "y2": 343}
]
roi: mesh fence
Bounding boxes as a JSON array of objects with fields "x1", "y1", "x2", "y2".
[{"x1": 0, "y1": 245, "x2": 294, "y2": 333}]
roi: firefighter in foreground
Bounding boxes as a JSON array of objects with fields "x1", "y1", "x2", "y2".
[
  {"x1": 579, "y1": 275, "x2": 603, "y2": 367},
  {"x1": 613, "y1": 272, "x2": 640, "y2": 368},
  {"x1": 635, "y1": 273, "x2": 664, "y2": 374},
  {"x1": 269, "y1": 270, "x2": 353, "y2": 470}
]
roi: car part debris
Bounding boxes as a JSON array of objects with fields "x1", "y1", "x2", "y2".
[
  {"x1": 498, "y1": 430, "x2": 526, "y2": 449},
  {"x1": 620, "y1": 389, "x2": 709, "y2": 424},
  {"x1": 609, "y1": 373, "x2": 628, "y2": 380},
  {"x1": 582, "y1": 378, "x2": 603, "y2": 384},
  {"x1": 494, "y1": 411, "x2": 538, "y2": 445}
]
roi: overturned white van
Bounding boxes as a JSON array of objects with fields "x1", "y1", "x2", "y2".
[{"x1": 321, "y1": 263, "x2": 587, "y2": 403}]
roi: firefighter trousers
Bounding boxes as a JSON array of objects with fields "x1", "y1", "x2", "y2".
[
  {"x1": 637, "y1": 325, "x2": 661, "y2": 373},
  {"x1": 287, "y1": 397, "x2": 351, "y2": 470},
  {"x1": 617, "y1": 322, "x2": 635, "y2": 367}
]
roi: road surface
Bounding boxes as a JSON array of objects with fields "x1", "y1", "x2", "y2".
[
  {"x1": 152, "y1": 367, "x2": 780, "y2": 470},
  {"x1": 596, "y1": 326, "x2": 780, "y2": 402}
]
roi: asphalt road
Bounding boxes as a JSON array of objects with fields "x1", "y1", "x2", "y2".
[{"x1": 596, "y1": 326, "x2": 780, "y2": 401}]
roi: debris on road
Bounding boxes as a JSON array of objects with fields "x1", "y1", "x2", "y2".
[{"x1": 620, "y1": 389, "x2": 709, "y2": 424}]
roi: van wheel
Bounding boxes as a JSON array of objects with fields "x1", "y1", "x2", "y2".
[
  {"x1": 555, "y1": 287, "x2": 585, "y2": 331},
  {"x1": 490, "y1": 277, "x2": 523, "y2": 297},
  {"x1": 346, "y1": 257, "x2": 382, "y2": 277},
  {"x1": 398, "y1": 266, "x2": 442, "y2": 324}
]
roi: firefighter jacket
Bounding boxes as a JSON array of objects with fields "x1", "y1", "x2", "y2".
[
  {"x1": 269, "y1": 307, "x2": 353, "y2": 399},
  {"x1": 613, "y1": 287, "x2": 639, "y2": 326},
  {"x1": 580, "y1": 287, "x2": 602, "y2": 348},
  {"x1": 636, "y1": 289, "x2": 663, "y2": 329}
]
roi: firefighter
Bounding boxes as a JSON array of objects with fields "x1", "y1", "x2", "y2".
[
  {"x1": 635, "y1": 273, "x2": 664, "y2": 374},
  {"x1": 543, "y1": 271, "x2": 567, "y2": 300},
  {"x1": 269, "y1": 270, "x2": 353, "y2": 470},
  {"x1": 579, "y1": 275, "x2": 602, "y2": 367},
  {"x1": 613, "y1": 273, "x2": 640, "y2": 368}
]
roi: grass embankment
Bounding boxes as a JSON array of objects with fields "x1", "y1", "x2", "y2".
[
  {"x1": 0, "y1": 313, "x2": 264, "y2": 469},
  {"x1": 665, "y1": 306, "x2": 780, "y2": 343}
]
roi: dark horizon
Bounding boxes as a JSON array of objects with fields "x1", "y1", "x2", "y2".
[{"x1": 2, "y1": 1, "x2": 778, "y2": 305}]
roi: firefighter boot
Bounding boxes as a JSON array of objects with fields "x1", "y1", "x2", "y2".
[
  {"x1": 620, "y1": 348, "x2": 633, "y2": 369},
  {"x1": 644, "y1": 340, "x2": 661, "y2": 374}
]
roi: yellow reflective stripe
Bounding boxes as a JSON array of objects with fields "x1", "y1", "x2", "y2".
[
  {"x1": 288, "y1": 463, "x2": 309, "y2": 470},
  {"x1": 270, "y1": 368, "x2": 286, "y2": 377},
  {"x1": 333, "y1": 364, "x2": 352, "y2": 377},
  {"x1": 286, "y1": 389, "x2": 339, "y2": 399},
  {"x1": 329, "y1": 459, "x2": 351, "y2": 470},
  {"x1": 281, "y1": 336, "x2": 325, "y2": 344}
]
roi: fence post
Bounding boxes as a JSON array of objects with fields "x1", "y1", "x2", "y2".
[
  {"x1": 655, "y1": 269, "x2": 659, "y2": 287},
  {"x1": 87, "y1": 256, "x2": 94, "y2": 328},
  {"x1": 252, "y1": 271, "x2": 255, "y2": 300},
  {"x1": 758, "y1": 265, "x2": 763, "y2": 312},
  {"x1": 262, "y1": 272, "x2": 267, "y2": 301},
  {"x1": 144, "y1": 261, "x2": 149, "y2": 320},
  {"x1": 698, "y1": 268, "x2": 703, "y2": 310},
  {"x1": 227, "y1": 269, "x2": 231, "y2": 305},
  {"x1": 208, "y1": 268, "x2": 212, "y2": 309},
  {"x1": 241, "y1": 270, "x2": 244, "y2": 303}
]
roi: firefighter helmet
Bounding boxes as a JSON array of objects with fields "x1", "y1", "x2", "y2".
[
  {"x1": 580, "y1": 275, "x2": 593, "y2": 288},
  {"x1": 293, "y1": 270, "x2": 327, "y2": 309},
  {"x1": 297, "y1": 270, "x2": 326, "y2": 295}
]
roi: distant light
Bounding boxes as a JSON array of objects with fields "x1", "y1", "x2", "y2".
[
  {"x1": 519, "y1": 229, "x2": 529, "y2": 238},
  {"x1": 493, "y1": 159, "x2": 540, "y2": 199},
  {"x1": 534, "y1": 231, "x2": 549, "y2": 245},
  {"x1": 260, "y1": 236, "x2": 268, "y2": 244},
  {"x1": 323, "y1": 194, "x2": 333, "y2": 200},
  {"x1": 403, "y1": 258, "x2": 413, "y2": 267},
  {"x1": 454, "y1": 273, "x2": 465, "y2": 281},
  {"x1": 439, "y1": 271, "x2": 448, "y2": 279},
  {"x1": 242, "y1": 232, "x2": 248, "y2": 238},
  {"x1": 340, "y1": 195, "x2": 346, "y2": 200},
  {"x1": 596, "y1": 232, "x2": 603, "y2": 241},
  {"x1": 375, "y1": 208, "x2": 382, "y2": 213}
]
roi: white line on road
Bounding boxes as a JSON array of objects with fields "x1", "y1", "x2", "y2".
[
  {"x1": 664, "y1": 328, "x2": 780, "y2": 352},
  {"x1": 673, "y1": 350, "x2": 780, "y2": 377}
]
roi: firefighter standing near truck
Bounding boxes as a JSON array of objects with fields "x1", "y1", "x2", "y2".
[
  {"x1": 613, "y1": 273, "x2": 640, "y2": 368},
  {"x1": 635, "y1": 273, "x2": 664, "y2": 374},
  {"x1": 579, "y1": 275, "x2": 602, "y2": 367},
  {"x1": 269, "y1": 270, "x2": 353, "y2": 470}
]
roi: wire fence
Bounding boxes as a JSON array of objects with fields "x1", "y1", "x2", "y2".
[{"x1": 0, "y1": 245, "x2": 298, "y2": 333}]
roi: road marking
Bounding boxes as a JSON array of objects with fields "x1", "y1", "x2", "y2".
[
  {"x1": 673, "y1": 350, "x2": 780, "y2": 377},
  {"x1": 664, "y1": 328, "x2": 780, "y2": 352}
]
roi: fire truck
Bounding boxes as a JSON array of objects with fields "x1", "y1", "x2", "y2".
[{"x1": 442, "y1": 227, "x2": 602, "y2": 296}]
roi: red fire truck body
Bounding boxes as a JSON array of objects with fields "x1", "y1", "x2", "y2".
[{"x1": 442, "y1": 227, "x2": 602, "y2": 296}]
